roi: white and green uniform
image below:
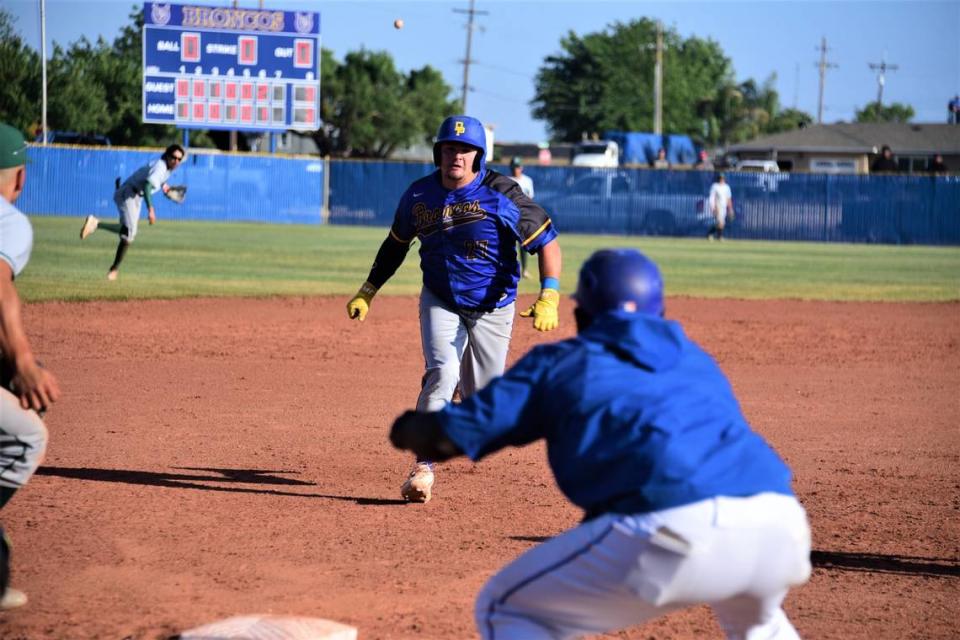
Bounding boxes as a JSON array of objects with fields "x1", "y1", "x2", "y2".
[
  {"x1": 0, "y1": 196, "x2": 48, "y2": 507},
  {"x1": 115, "y1": 158, "x2": 171, "y2": 241}
]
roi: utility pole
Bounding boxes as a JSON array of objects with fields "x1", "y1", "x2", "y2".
[
  {"x1": 229, "y1": 0, "x2": 239, "y2": 151},
  {"x1": 453, "y1": 0, "x2": 488, "y2": 112},
  {"x1": 653, "y1": 20, "x2": 663, "y2": 135},
  {"x1": 40, "y1": 0, "x2": 48, "y2": 144},
  {"x1": 814, "y1": 36, "x2": 837, "y2": 124},
  {"x1": 868, "y1": 54, "x2": 899, "y2": 107}
]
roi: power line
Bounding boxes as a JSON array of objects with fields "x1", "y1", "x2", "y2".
[
  {"x1": 814, "y1": 36, "x2": 838, "y2": 124},
  {"x1": 868, "y1": 54, "x2": 899, "y2": 106},
  {"x1": 452, "y1": 0, "x2": 488, "y2": 113},
  {"x1": 471, "y1": 61, "x2": 534, "y2": 80}
]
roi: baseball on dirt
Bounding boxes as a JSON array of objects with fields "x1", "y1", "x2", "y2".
[{"x1": 393, "y1": 18, "x2": 404, "y2": 29}]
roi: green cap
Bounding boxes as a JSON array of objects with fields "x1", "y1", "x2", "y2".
[
  {"x1": 0, "y1": 123, "x2": 29, "y2": 169},
  {"x1": 510, "y1": 155, "x2": 522, "y2": 168}
]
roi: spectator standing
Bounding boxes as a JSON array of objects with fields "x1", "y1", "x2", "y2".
[
  {"x1": 928, "y1": 153, "x2": 948, "y2": 173},
  {"x1": 651, "y1": 148, "x2": 671, "y2": 169},
  {"x1": 949, "y1": 95, "x2": 960, "y2": 124},
  {"x1": 870, "y1": 145, "x2": 899, "y2": 173},
  {"x1": 694, "y1": 149, "x2": 715, "y2": 171}
]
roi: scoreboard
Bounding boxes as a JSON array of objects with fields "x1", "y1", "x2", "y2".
[{"x1": 142, "y1": 2, "x2": 320, "y2": 132}]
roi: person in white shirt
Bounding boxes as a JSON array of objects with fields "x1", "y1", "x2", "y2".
[
  {"x1": 79, "y1": 144, "x2": 186, "y2": 280},
  {"x1": 509, "y1": 156, "x2": 536, "y2": 278},
  {"x1": 707, "y1": 173, "x2": 734, "y2": 241},
  {"x1": 0, "y1": 122, "x2": 59, "y2": 610}
]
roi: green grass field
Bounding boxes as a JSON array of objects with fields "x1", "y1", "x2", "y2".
[{"x1": 18, "y1": 216, "x2": 960, "y2": 303}]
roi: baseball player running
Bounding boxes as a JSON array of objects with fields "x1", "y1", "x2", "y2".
[
  {"x1": 79, "y1": 144, "x2": 186, "y2": 280},
  {"x1": 347, "y1": 115, "x2": 562, "y2": 503},
  {"x1": 391, "y1": 248, "x2": 811, "y2": 639},
  {"x1": 0, "y1": 123, "x2": 59, "y2": 610}
]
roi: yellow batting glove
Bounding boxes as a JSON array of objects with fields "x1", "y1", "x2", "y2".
[
  {"x1": 346, "y1": 281, "x2": 378, "y2": 321},
  {"x1": 519, "y1": 288, "x2": 560, "y2": 332}
]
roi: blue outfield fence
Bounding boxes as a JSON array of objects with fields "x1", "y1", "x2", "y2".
[
  {"x1": 21, "y1": 145, "x2": 324, "y2": 224},
  {"x1": 330, "y1": 162, "x2": 960, "y2": 245},
  {"x1": 19, "y1": 146, "x2": 960, "y2": 245}
]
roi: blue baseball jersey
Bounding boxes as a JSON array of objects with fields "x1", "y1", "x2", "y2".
[
  {"x1": 390, "y1": 169, "x2": 557, "y2": 311},
  {"x1": 436, "y1": 311, "x2": 794, "y2": 517}
]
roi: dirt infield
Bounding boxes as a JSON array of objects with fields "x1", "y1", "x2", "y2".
[{"x1": 1, "y1": 296, "x2": 957, "y2": 639}]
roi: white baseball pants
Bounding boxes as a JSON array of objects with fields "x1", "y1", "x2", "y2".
[
  {"x1": 476, "y1": 492, "x2": 812, "y2": 640},
  {"x1": 0, "y1": 387, "x2": 48, "y2": 508},
  {"x1": 113, "y1": 188, "x2": 142, "y2": 241},
  {"x1": 416, "y1": 287, "x2": 515, "y2": 412}
]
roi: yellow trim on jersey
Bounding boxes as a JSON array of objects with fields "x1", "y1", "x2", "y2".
[
  {"x1": 390, "y1": 228, "x2": 414, "y2": 244},
  {"x1": 521, "y1": 220, "x2": 553, "y2": 247}
]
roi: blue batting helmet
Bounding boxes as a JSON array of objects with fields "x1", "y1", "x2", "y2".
[
  {"x1": 433, "y1": 115, "x2": 486, "y2": 172},
  {"x1": 574, "y1": 248, "x2": 665, "y2": 317}
]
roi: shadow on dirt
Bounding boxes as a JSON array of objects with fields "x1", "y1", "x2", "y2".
[
  {"x1": 810, "y1": 550, "x2": 960, "y2": 578},
  {"x1": 35, "y1": 465, "x2": 406, "y2": 505}
]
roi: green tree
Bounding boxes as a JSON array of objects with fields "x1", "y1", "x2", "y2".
[
  {"x1": 532, "y1": 19, "x2": 733, "y2": 141},
  {"x1": 768, "y1": 107, "x2": 814, "y2": 134},
  {"x1": 533, "y1": 20, "x2": 813, "y2": 146},
  {"x1": 855, "y1": 101, "x2": 915, "y2": 123},
  {"x1": 0, "y1": 8, "x2": 41, "y2": 134},
  {"x1": 696, "y1": 75, "x2": 812, "y2": 145},
  {"x1": 317, "y1": 48, "x2": 457, "y2": 158}
]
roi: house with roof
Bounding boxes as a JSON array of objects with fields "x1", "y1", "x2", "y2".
[{"x1": 726, "y1": 122, "x2": 960, "y2": 174}]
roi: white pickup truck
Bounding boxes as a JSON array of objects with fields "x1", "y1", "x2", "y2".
[
  {"x1": 571, "y1": 140, "x2": 620, "y2": 168},
  {"x1": 540, "y1": 171, "x2": 713, "y2": 236}
]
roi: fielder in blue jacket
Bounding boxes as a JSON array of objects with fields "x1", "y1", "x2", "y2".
[
  {"x1": 391, "y1": 248, "x2": 812, "y2": 639},
  {"x1": 348, "y1": 115, "x2": 562, "y2": 503}
]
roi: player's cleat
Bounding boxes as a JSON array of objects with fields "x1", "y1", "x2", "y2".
[
  {"x1": 522, "y1": 270, "x2": 533, "y2": 280},
  {"x1": 80, "y1": 215, "x2": 99, "y2": 240},
  {"x1": 0, "y1": 587, "x2": 27, "y2": 610},
  {"x1": 400, "y1": 462, "x2": 435, "y2": 503},
  {"x1": 106, "y1": 269, "x2": 118, "y2": 281}
]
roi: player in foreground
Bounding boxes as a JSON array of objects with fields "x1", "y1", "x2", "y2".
[
  {"x1": 0, "y1": 123, "x2": 59, "y2": 610},
  {"x1": 391, "y1": 248, "x2": 811, "y2": 638},
  {"x1": 79, "y1": 144, "x2": 187, "y2": 280},
  {"x1": 347, "y1": 115, "x2": 561, "y2": 503}
]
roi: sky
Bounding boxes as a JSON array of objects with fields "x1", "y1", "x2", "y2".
[{"x1": 5, "y1": 0, "x2": 960, "y2": 143}]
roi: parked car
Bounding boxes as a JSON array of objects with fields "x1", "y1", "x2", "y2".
[
  {"x1": 571, "y1": 140, "x2": 620, "y2": 168},
  {"x1": 540, "y1": 171, "x2": 713, "y2": 236},
  {"x1": 734, "y1": 159, "x2": 780, "y2": 172}
]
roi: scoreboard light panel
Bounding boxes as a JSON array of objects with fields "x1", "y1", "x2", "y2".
[{"x1": 142, "y1": 2, "x2": 320, "y2": 132}]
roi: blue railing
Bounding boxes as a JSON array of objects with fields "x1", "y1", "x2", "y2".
[{"x1": 18, "y1": 146, "x2": 960, "y2": 245}]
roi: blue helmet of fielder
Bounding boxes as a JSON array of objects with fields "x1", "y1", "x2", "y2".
[
  {"x1": 574, "y1": 248, "x2": 665, "y2": 318},
  {"x1": 433, "y1": 115, "x2": 487, "y2": 172}
]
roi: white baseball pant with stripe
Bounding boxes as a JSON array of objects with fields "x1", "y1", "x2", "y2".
[{"x1": 476, "y1": 492, "x2": 812, "y2": 639}]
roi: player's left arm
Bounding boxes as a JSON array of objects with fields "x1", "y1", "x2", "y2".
[
  {"x1": 486, "y1": 172, "x2": 562, "y2": 332},
  {"x1": 144, "y1": 183, "x2": 157, "y2": 224},
  {"x1": 521, "y1": 239, "x2": 562, "y2": 331}
]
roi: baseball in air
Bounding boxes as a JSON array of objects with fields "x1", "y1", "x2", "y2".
[{"x1": 394, "y1": 18, "x2": 404, "y2": 29}]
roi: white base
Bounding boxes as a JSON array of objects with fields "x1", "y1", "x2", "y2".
[{"x1": 180, "y1": 615, "x2": 357, "y2": 640}]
